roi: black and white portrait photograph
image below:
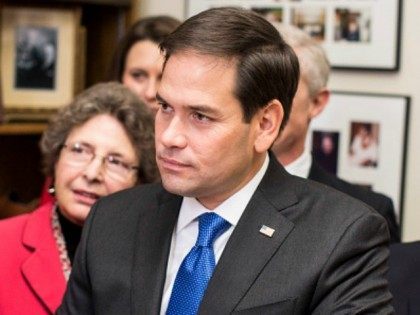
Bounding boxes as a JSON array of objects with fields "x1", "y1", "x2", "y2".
[{"x1": 15, "y1": 26, "x2": 57, "y2": 90}]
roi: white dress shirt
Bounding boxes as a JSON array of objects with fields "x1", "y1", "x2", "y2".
[
  {"x1": 284, "y1": 146, "x2": 312, "y2": 179},
  {"x1": 160, "y1": 154, "x2": 269, "y2": 314}
]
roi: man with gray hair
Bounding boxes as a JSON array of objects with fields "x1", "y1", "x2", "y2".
[{"x1": 271, "y1": 24, "x2": 400, "y2": 243}]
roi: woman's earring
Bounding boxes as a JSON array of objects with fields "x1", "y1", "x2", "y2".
[{"x1": 48, "y1": 185, "x2": 55, "y2": 195}]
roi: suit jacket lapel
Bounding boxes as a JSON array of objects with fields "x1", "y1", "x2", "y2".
[
  {"x1": 21, "y1": 203, "x2": 67, "y2": 314},
  {"x1": 131, "y1": 188, "x2": 182, "y2": 315},
  {"x1": 199, "y1": 157, "x2": 299, "y2": 314}
]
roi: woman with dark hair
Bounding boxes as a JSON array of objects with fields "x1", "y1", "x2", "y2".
[
  {"x1": 0, "y1": 82, "x2": 158, "y2": 314},
  {"x1": 110, "y1": 15, "x2": 181, "y2": 112}
]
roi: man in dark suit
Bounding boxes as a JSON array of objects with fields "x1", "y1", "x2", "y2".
[
  {"x1": 58, "y1": 7, "x2": 392, "y2": 314},
  {"x1": 271, "y1": 24, "x2": 400, "y2": 243},
  {"x1": 388, "y1": 241, "x2": 420, "y2": 314}
]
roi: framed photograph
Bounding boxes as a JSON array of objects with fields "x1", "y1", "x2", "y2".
[
  {"x1": 185, "y1": 0, "x2": 402, "y2": 71},
  {"x1": 307, "y1": 92, "x2": 410, "y2": 220},
  {"x1": 1, "y1": 6, "x2": 81, "y2": 118}
]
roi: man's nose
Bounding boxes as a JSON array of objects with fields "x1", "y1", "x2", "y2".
[{"x1": 159, "y1": 115, "x2": 188, "y2": 149}]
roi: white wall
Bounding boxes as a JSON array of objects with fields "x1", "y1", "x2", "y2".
[
  {"x1": 138, "y1": 0, "x2": 420, "y2": 241},
  {"x1": 136, "y1": 0, "x2": 185, "y2": 21}
]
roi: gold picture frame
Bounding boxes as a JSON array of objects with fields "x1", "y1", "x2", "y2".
[{"x1": 1, "y1": 6, "x2": 81, "y2": 120}]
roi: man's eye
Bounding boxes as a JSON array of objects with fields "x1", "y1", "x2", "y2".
[
  {"x1": 159, "y1": 102, "x2": 172, "y2": 112},
  {"x1": 193, "y1": 112, "x2": 210, "y2": 122}
]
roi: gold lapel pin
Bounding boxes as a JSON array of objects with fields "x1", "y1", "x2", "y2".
[{"x1": 259, "y1": 225, "x2": 275, "y2": 237}]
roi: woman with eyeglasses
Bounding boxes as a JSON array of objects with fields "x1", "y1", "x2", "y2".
[
  {"x1": 34, "y1": 16, "x2": 180, "y2": 210},
  {"x1": 0, "y1": 82, "x2": 158, "y2": 315}
]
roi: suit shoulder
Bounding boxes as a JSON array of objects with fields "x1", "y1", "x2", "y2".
[
  {"x1": 311, "y1": 164, "x2": 393, "y2": 209},
  {"x1": 301, "y1": 174, "x2": 372, "y2": 208},
  {"x1": 276, "y1": 175, "x2": 389, "y2": 265},
  {"x1": 293, "y1": 174, "x2": 381, "y2": 222},
  {"x1": 99, "y1": 182, "x2": 163, "y2": 206},
  {"x1": 87, "y1": 183, "x2": 166, "y2": 224}
]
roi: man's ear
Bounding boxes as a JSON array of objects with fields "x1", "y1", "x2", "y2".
[
  {"x1": 254, "y1": 99, "x2": 284, "y2": 153},
  {"x1": 309, "y1": 88, "x2": 330, "y2": 119}
]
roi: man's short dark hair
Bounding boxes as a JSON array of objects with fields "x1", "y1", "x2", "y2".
[{"x1": 160, "y1": 7, "x2": 300, "y2": 129}]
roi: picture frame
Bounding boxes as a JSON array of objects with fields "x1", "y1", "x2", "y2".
[
  {"x1": 0, "y1": 77, "x2": 3, "y2": 123},
  {"x1": 185, "y1": 0, "x2": 402, "y2": 71},
  {"x1": 0, "y1": 6, "x2": 81, "y2": 120},
  {"x1": 307, "y1": 92, "x2": 410, "y2": 221}
]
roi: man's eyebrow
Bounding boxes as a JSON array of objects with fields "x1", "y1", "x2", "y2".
[
  {"x1": 156, "y1": 94, "x2": 220, "y2": 115},
  {"x1": 188, "y1": 104, "x2": 219, "y2": 115},
  {"x1": 156, "y1": 93, "x2": 167, "y2": 104}
]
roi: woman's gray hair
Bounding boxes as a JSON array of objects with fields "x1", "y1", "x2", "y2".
[
  {"x1": 273, "y1": 23, "x2": 330, "y2": 97},
  {"x1": 40, "y1": 82, "x2": 159, "y2": 183}
]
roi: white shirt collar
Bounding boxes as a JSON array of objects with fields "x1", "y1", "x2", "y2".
[
  {"x1": 176, "y1": 153, "x2": 270, "y2": 233},
  {"x1": 284, "y1": 146, "x2": 312, "y2": 179}
]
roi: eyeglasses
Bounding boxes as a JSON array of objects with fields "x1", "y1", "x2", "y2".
[{"x1": 61, "y1": 142, "x2": 139, "y2": 182}]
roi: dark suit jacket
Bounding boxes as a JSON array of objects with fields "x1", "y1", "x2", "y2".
[
  {"x1": 309, "y1": 161, "x2": 400, "y2": 243},
  {"x1": 58, "y1": 158, "x2": 393, "y2": 314},
  {"x1": 388, "y1": 241, "x2": 420, "y2": 315}
]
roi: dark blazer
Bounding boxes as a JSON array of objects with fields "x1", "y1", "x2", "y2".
[
  {"x1": 58, "y1": 158, "x2": 393, "y2": 314},
  {"x1": 388, "y1": 241, "x2": 420, "y2": 315},
  {"x1": 309, "y1": 160, "x2": 400, "y2": 243}
]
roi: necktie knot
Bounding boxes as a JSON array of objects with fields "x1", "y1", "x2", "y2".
[{"x1": 196, "y1": 212, "x2": 230, "y2": 247}]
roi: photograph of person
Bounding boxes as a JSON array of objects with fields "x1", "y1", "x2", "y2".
[
  {"x1": 312, "y1": 130, "x2": 340, "y2": 175},
  {"x1": 334, "y1": 7, "x2": 371, "y2": 42},
  {"x1": 349, "y1": 121, "x2": 380, "y2": 168},
  {"x1": 15, "y1": 26, "x2": 57, "y2": 89}
]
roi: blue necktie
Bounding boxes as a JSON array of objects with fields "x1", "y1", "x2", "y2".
[{"x1": 166, "y1": 212, "x2": 231, "y2": 315}]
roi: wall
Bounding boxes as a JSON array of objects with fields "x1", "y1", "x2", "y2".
[{"x1": 136, "y1": 0, "x2": 420, "y2": 242}]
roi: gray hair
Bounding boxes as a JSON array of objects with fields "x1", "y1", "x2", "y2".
[
  {"x1": 40, "y1": 82, "x2": 159, "y2": 184},
  {"x1": 273, "y1": 23, "x2": 330, "y2": 97}
]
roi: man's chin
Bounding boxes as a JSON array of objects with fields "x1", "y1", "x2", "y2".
[{"x1": 161, "y1": 178, "x2": 190, "y2": 196}]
